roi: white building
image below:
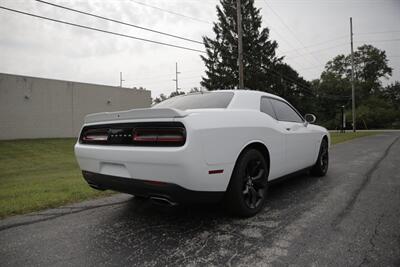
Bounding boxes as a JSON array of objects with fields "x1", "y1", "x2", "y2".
[{"x1": 0, "y1": 73, "x2": 152, "y2": 140}]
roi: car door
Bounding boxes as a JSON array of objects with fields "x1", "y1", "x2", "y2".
[
  {"x1": 269, "y1": 98, "x2": 315, "y2": 173},
  {"x1": 260, "y1": 97, "x2": 287, "y2": 179}
]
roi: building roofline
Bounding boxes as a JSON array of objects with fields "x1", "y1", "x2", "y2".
[{"x1": 0, "y1": 72, "x2": 151, "y2": 93}]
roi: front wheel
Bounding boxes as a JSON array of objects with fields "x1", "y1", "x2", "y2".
[
  {"x1": 225, "y1": 149, "x2": 269, "y2": 217},
  {"x1": 311, "y1": 138, "x2": 329, "y2": 176}
]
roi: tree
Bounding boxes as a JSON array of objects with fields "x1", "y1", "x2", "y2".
[
  {"x1": 353, "y1": 96, "x2": 399, "y2": 129},
  {"x1": 382, "y1": 82, "x2": 400, "y2": 110},
  {"x1": 153, "y1": 93, "x2": 167, "y2": 104},
  {"x1": 169, "y1": 91, "x2": 185, "y2": 98},
  {"x1": 269, "y1": 62, "x2": 316, "y2": 115},
  {"x1": 201, "y1": 0, "x2": 281, "y2": 90},
  {"x1": 322, "y1": 44, "x2": 392, "y2": 99},
  {"x1": 189, "y1": 87, "x2": 202, "y2": 93},
  {"x1": 312, "y1": 44, "x2": 394, "y2": 129},
  {"x1": 132, "y1": 86, "x2": 146, "y2": 91}
]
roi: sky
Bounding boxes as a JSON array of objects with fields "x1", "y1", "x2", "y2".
[{"x1": 0, "y1": 0, "x2": 399, "y2": 99}]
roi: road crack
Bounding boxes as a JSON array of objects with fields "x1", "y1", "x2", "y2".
[
  {"x1": 358, "y1": 213, "x2": 385, "y2": 266},
  {"x1": 331, "y1": 135, "x2": 400, "y2": 228},
  {"x1": 0, "y1": 200, "x2": 129, "y2": 232}
]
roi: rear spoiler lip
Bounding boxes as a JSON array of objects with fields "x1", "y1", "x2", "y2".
[{"x1": 84, "y1": 108, "x2": 188, "y2": 124}]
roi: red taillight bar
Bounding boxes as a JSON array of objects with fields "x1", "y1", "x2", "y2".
[
  {"x1": 133, "y1": 128, "x2": 185, "y2": 144},
  {"x1": 157, "y1": 136, "x2": 184, "y2": 142},
  {"x1": 83, "y1": 135, "x2": 108, "y2": 141},
  {"x1": 132, "y1": 133, "x2": 158, "y2": 142}
]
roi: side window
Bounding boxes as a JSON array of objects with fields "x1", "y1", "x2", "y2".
[
  {"x1": 260, "y1": 97, "x2": 276, "y2": 119},
  {"x1": 270, "y1": 99, "x2": 303, "y2": 123}
]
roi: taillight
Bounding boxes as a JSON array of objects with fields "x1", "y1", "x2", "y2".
[
  {"x1": 79, "y1": 122, "x2": 186, "y2": 146},
  {"x1": 83, "y1": 135, "x2": 108, "y2": 141},
  {"x1": 81, "y1": 129, "x2": 108, "y2": 144},
  {"x1": 132, "y1": 128, "x2": 185, "y2": 146}
]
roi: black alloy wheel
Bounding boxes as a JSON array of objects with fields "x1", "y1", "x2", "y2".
[
  {"x1": 225, "y1": 148, "x2": 269, "y2": 217},
  {"x1": 311, "y1": 138, "x2": 329, "y2": 176},
  {"x1": 242, "y1": 158, "x2": 266, "y2": 209}
]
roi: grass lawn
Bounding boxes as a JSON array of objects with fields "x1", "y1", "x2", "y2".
[
  {"x1": 0, "y1": 131, "x2": 382, "y2": 218},
  {"x1": 330, "y1": 131, "x2": 381, "y2": 145},
  {"x1": 0, "y1": 139, "x2": 112, "y2": 219}
]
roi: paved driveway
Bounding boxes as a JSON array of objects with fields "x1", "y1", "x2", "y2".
[{"x1": 1, "y1": 132, "x2": 399, "y2": 266}]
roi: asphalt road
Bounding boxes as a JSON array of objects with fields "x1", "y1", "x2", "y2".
[{"x1": 1, "y1": 132, "x2": 400, "y2": 266}]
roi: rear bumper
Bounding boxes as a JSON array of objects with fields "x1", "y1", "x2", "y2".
[
  {"x1": 74, "y1": 142, "x2": 233, "y2": 192},
  {"x1": 82, "y1": 171, "x2": 224, "y2": 204}
]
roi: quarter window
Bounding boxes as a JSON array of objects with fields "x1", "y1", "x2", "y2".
[
  {"x1": 270, "y1": 99, "x2": 303, "y2": 123},
  {"x1": 260, "y1": 97, "x2": 276, "y2": 119}
]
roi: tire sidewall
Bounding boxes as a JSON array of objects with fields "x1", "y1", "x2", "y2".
[
  {"x1": 312, "y1": 138, "x2": 329, "y2": 176},
  {"x1": 225, "y1": 148, "x2": 269, "y2": 217}
]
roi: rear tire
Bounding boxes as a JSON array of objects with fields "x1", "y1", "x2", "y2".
[
  {"x1": 311, "y1": 138, "x2": 329, "y2": 177},
  {"x1": 225, "y1": 148, "x2": 269, "y2": 217}
]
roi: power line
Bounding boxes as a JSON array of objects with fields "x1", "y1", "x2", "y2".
[
  {"x1": 287, "y1": 42, "x2": 348, "y2": 59},
  {"x1": 35, "y1": 0, "x2": 203, "y2": 45},
  {"x1": 0, "y1": 5, "x2": 206, "y2": 54},
  {"x1": 135, "y1": 75, "x2": 202, "y2": 86},
  {"x1": 259, "y1": 5, "x2": 316, "y2": 67},
  {"x1": 357, "y1": 30, "x2": 400, "y2": 35},
  {"x1": 262, "y1": 0, "x2": 321, "y2": 65},
  {"x1": 296, "y1": 64, "x2": 326, "y2": 71},
  {"x1": 282, "y1": 32, "x2": 400, "y2": 55},
  {"x1": 270, "y1": 67, "x2": 349, "y2": 100},
  {"x1": 356, "y1": 38, "x2": 400, "y2": 43},
  {"x1": 269, "y1": 68, "x2": 313, "y2": 94},
  {"x1": 285, "y1": 38, "x2": 400, "y2": 60},
  {"x1": 281, "y1": 33, "x2": 400, "y2": 55},
  {"x1": 133, "y1": 69, "x2": 203, "y2": 82},
  {"x1": 269, "y1": 29, "x2": 313, "y2": 69},
  {"x1": 130, "y1": 0, "x2": 212, "y2": 24},
  {"x1": 282, "y1": 35, "x2": 348, "y2": 54},
  {"x1": 270, "y1": 70, "x2": 350, "y2": 100}
]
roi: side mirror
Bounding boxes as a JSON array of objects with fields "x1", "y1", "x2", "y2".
[{"x1": 304, "y1": 114, "x2": 316, "y2": 124}]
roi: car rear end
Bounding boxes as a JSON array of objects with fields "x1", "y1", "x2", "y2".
[{"x1": 74, "y1": 92, "x2": 236, "y2": 204}]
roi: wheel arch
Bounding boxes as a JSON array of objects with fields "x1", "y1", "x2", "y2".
[
  {"x1": 224, "y1": 140, "x2": 271, "y2": 201},
  {"x1": 233, "y1": 141, "x2": 271, "y2": 178}
]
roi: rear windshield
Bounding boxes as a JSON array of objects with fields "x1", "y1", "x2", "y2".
[{"x1": 152, "y1": 92, "x2": 234, "y2": 110}]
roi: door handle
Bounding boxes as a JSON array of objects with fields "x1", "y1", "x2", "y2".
[{"x1": 286, "y1": 128, "x2": 291, "y2": 131}]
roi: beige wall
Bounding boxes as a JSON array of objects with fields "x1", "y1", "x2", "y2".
[{"x1": 0, "y1": 73, "x2": 152, "y2": 140}]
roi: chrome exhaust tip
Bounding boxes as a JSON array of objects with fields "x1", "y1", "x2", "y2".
[{"x1": 150, "y1": 196, "x2": 178, "y2": 206}]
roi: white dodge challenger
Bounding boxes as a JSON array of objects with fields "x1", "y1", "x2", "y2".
[{"x1": 75, "y1": 90, "x2": 329, "y2": 216}]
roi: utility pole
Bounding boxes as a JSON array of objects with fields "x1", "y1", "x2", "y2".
[
  {"x1": 350, "y1": 17, "x2": 356, "y2": 132},
  {"x1": 172, "y1": 62, "x2": 180, "y2": 93},
  {"x1": 341, "y1": 105, "x2": 345, "y2": 133},
  {"x1": 236, "y1": 0, "x2": 244, "y2": 89},
  {"x1": 119, "y1": 72, "x2": 125, "y2": 87}
]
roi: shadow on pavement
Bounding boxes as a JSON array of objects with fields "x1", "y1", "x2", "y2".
[{"x1": 112, "y1": 170, "x2": 323, "y2": 222}]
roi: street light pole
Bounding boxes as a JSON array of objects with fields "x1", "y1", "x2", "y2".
[
  {"x1": 341, "y1": 105, "x2": 345, "y2": 133},
  {"x1": 350, "y1": 17, "x2": 356, "y2": 132}
]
